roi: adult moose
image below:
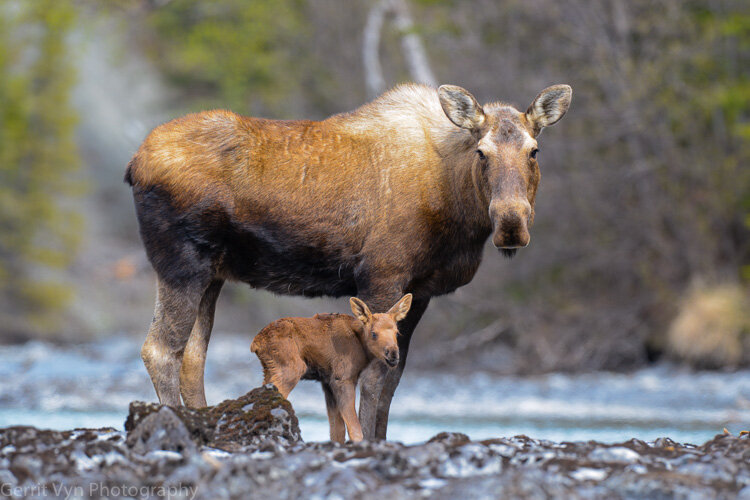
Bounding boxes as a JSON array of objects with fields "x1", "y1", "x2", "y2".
[{"x1": 125, "y1": 83, "x2": 572, "y2": 440}]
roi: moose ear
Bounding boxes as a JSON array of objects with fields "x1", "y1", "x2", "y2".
[
  {"x1": 350, "y1": 297, "x2": 373, "y2": 324},
  {"x1": 387, "y1": 293, "x2": 413, "y2": 322},
  {"x1": 525, "y1": 84, "x2": 572, "y2": 136},
  {"x1": 438, "y1": 85, "x2": 486, "y2": 131}
]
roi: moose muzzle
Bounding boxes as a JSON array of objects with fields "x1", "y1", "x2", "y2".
[
  {"x1": 490, "y1": 200, "x2": 531, "y2": 249},
  {"x1": 384, "y1": 347, "x2": 399, "y2": 367}
]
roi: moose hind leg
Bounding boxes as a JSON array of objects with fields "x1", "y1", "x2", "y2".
[
  {"x1": 180, "y1": 279, "x2": 224, "y2": 408},
  {"x1": 142, "y1": 279, "x2": 207, "y2": 407},
  {"x1": 322, "y1": 383, "x2": 346, "y2": 443},
  {"x1": 133, "y1": 183, "x2": 221, "y2": 407}
]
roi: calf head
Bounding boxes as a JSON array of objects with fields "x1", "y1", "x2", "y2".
[
  {"x1": 438, "y1": 83, "x2": 572, "y2": 257},
  {"x1": 350, "y1": 294, "x2": 413, "y2": 367}
]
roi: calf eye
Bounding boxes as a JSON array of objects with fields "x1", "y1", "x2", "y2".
[
  {"x1": 476, "y1": 149, "x2": 486, "y2": 160},
  {"x1": 371, "y1": 332, "x2": 378, "y2": 340},
  {"x1": 530, "y1": 148, "x2": 539, "y2": 159}
]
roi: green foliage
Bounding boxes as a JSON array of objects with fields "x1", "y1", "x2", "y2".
[
  {"x1": 0, "y1": 1, "x2": 81, "y2": 336},
  {"x1": 141, "y1": 0, "x2": 309, "y2": 115},
  {"x1": 689, "y1": 4, "x2": 750, "y2": 283}
]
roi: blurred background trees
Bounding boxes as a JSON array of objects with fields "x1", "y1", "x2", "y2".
[
  {"x1": 0, "y1": 0, "x2": 81, "y2": 340},
  {"x1": 0, "y1": 0, "x2": 747, "y2": 370}
]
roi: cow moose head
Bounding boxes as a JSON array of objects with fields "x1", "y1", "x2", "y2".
[{"x1": 438, "y1": 84, "x2": 572, "y2": 257}]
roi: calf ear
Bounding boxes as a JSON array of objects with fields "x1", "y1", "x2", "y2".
[
  {"x1": 525, "y1": 84, "x2": 572, "y2": 136},
  {"x1": 350, "y1": 297, "x2": 373, "y2": 324},
  {"x1": 388, "y1": 293, "x2": 413, "y2": 322},
  {"x1": 438, "y1": 85, "x2": 486, "y2": 131}
]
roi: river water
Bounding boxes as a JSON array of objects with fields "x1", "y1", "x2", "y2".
[{"x1": 0, "y1": 336, "x2": 747, "y2": 444}]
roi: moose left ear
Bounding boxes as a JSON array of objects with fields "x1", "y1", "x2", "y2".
[
  {"x1": 438, "y1": 85, "x2": 486, "y2": 131},
  {"x1": 387, "y1": 293, "x2": 413, "y2": 322},
  {"x1": 525, "y1": 84, "x2": 572, "y2": 136}
]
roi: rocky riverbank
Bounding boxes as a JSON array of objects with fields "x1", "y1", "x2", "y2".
[{"x1": 0, "y1": 385, "x2": 748, "y2": 499}]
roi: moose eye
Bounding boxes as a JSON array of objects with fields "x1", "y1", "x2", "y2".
[
  {"x1": 476, "y1": 149, "x2": 486, "y2": 160},
  {"x1": 530, "y1": 148, "x2": 539, "y2": 159},
  {"x1": 371, "y1": 332, "x2": 378, "y2": 340}
]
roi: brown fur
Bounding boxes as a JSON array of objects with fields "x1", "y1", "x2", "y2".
[
  {"x1": 250, "y1": 295, "x2": 412, "y2": 442},
  {"x1": 126, "y1": 83, "x2": 571, "y2": 439}
]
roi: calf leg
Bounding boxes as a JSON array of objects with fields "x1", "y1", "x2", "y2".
[
  {"x1": 359, "y1": 297, "x2": 429, "y2": 440},
  {"x1": 322, "y1": 383, "x2": 346, "y2": 443},
  {"x1": 142, "y1": 278, "x2": 208, "y2": 407},
  {"x1": 331, "y1": 381, "x2": 363, "y2": 442},
  {"x1": 180, "y1": 279, "x2": 224, "y2": 408}
]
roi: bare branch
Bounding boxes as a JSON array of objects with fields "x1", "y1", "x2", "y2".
[
  {"x1": 390, "y1": 0, "x2": 437, "y2": 87},
  {"x1": 423, "y1": 319, "x2": 510, "y2": 364},
  {"x1": 363, "y1": 0, "x2": 437, "y2": 98},
  {"x1": 363, "y1": 0, "x2": 388, "y2": 98}
]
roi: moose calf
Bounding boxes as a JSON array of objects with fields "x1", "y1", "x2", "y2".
[{"x1": 251, "y1": 294, "x2": 412, "y2": 443}]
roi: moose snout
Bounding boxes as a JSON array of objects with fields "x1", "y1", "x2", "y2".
[
  {"x1": 384, "y1": 347, "x2": 399, "y2": 367},
  {"x1": 490, "y1": 200, "x2": 531, "y2": 249}
]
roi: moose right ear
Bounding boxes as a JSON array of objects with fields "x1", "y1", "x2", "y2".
[
  {"x1": 350, "y1": 297, "x2": 373, "y2": 325},
  {"x1": 525, "y1": 84, "x2": 572, "y2": 136},
  {"x1": 438, "y1": 85, "x2": 486, "y2": 131}
]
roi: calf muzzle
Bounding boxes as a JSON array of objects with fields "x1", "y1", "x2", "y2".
[{"x1": 384, "y1": 348, "x2": 399, "y2": 367}]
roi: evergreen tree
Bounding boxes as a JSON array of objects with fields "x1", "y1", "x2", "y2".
[{"x1": 0, "y1": 0, "x2": 81, "y2": 338}]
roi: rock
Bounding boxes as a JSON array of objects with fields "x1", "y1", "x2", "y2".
[
  {"x1": 427, "y1": 432, "x2": 470, "y2": 446},
  {"x1": 125, "y1": 384, "x2": 301, "y2": 452},
  {"x1": 125, "y1": 407, "x2": 197, "y2": 456},
  {"x1": 588, "y1": 446, "x2": 641, "y2": 464},
  {"x1": 569, "y1": 466, "x2": 609, "y2": 481},
  {"x1": 0, "y1": 399, "x2": 748, "y2": 498},
  {"x1": 210, "y1": 385, "x2": 300, "y2": 450}
]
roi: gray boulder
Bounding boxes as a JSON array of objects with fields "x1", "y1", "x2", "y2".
[{"x1": 125, "y1": 384, "x2": 301, "y2": 452}]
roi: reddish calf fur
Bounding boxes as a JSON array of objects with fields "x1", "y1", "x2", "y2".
[
  {"x1": 125, "y1": 83, "x2": 572, "y2": 440},
  {"x1": 251, "y1": 295, "x2": 412, "y2": 442}
]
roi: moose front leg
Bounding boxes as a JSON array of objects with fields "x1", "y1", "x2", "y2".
[
  {"x1": 358, "y1": 295, "x2": 430, "y2": 440},
  {"x1": 358, "y1": 359, "x2": 388, "y2": 440}
]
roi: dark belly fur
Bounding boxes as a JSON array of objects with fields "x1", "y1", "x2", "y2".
[
  {"x1": 220, "y1": 223, "x2": 358, "y2": 297},
  {"x1": 134, "y1": 185, "x2": 487, "y2": 299}
]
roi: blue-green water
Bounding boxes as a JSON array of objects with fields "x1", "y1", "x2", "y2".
[{"x1": 0, "y1": 337, "x2": 747, "y2": 444}]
